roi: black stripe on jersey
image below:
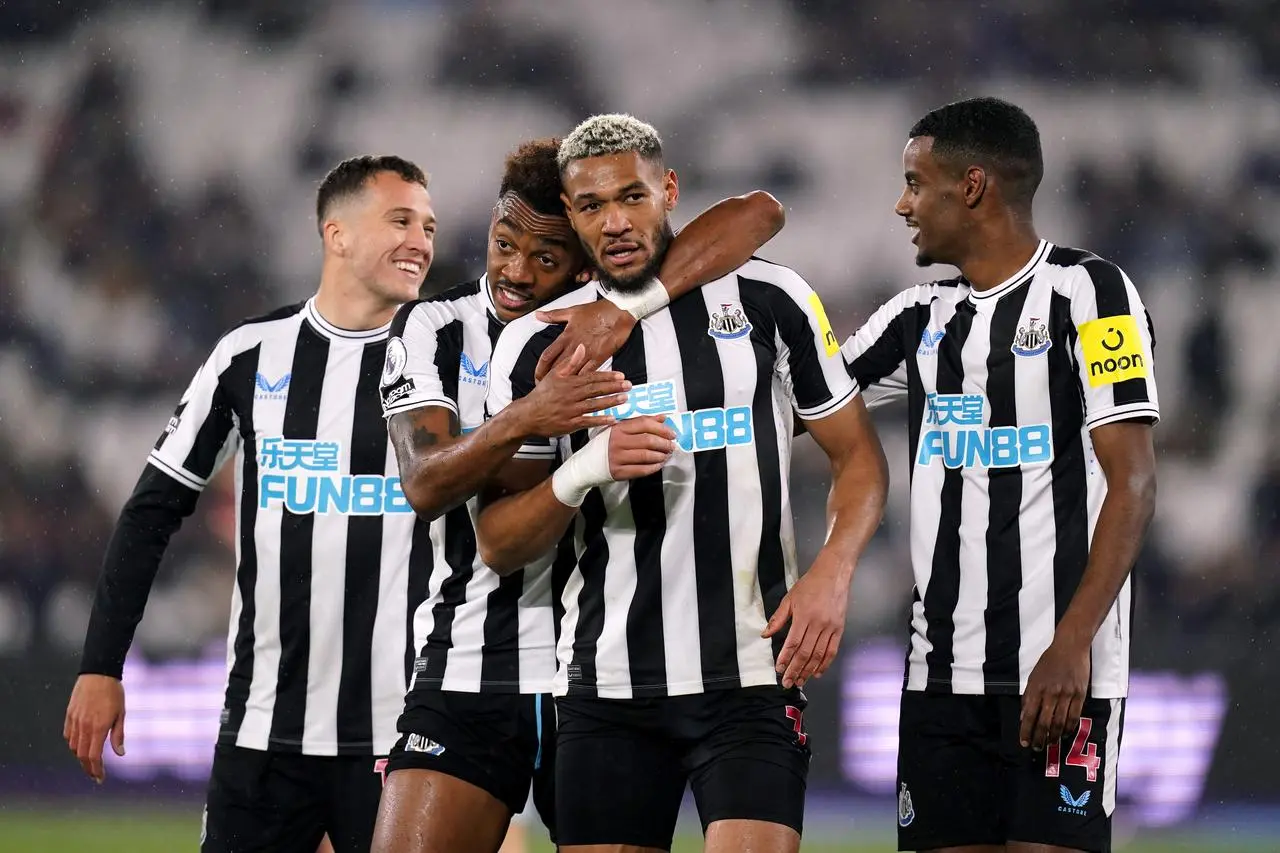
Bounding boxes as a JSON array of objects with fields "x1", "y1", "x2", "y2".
[
  {"x1": 418, "y1": 506, "x2": 478, "y2": 685},
  {"x1": 612, "y1": 322, "x2": 669, "y2": 695},
  {"x1": 270, "y1": 325, "x2": 329, "y2": 748},
  {"x1": 405, "y1": 512, "x2": 434, "y2": 686},
  {"x1": 434, "y1": 320, "x2": 464, "y2": 409},
  {"x1": 220, "y1": 346, "x2": 263, "y2": 743},
  {"x1": 567, "y1": 429, "x2": 610, "y2": 697},
  {"x1": 748, "y1": 276, "x2": 830, "y2": 409},
  {"x1": 180, "y1": 386, "x2": 235, "y2": 481},
  {"x1": 923, "y1": 300, "x2": 976, "y2": 692},
  {"x1": 427, "y1": 279, "x2": 483, "y2": 305},
  {"x1": 741, "y1": 298, "x2": 790, "y2": 661},
  {"x1": 669, "y1": 291, "x2": 740, "y2": 689},
  {"x1": 1048, "y1": 291, "x2": 1090, "y2": 626},
  {"x1": 480, "y1": 312, "x2": 525, "y2": 689},
  {"x1": 1079, "y1": 256, "x2": 1147, "y2": 407},
  {"x1": 336, "y1": 342, "x2": 389, "y2": 749},
  {"x1": 903, "y1": 302, "x2": 936, "y2": 488},
  {"x1": 982, "y1": 284, "x2": 1030, "y2": 688}
]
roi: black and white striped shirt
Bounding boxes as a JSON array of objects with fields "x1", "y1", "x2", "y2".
[
  {"x1": 842, "y1": 241, "x2": 1159, "y2": 698},
  {"x1": 149, "y1": 298, "x2": 431, "y2": 755},
  {"x1": 381, "y1": 277, "x2": 557, "y2": 694},
  {"x1": 487, "y1": 258, "x2": 858, "y2": 699}
]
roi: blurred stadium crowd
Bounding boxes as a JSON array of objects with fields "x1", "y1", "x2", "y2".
[{"x1": 1, "y1": 0, "x2": 1278, "y2": 674}]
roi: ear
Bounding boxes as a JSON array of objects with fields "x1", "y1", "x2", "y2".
[
  {"x1": 664, "y1": 169, "x2": 679, "y2": 212},
  {"x1": 322, "y1": 219, "x2": 348, "y2": 257},
  {"x1": 963, "y1": 166, "x2": 987, "y2": 209}
]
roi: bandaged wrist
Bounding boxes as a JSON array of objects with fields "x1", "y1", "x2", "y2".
[
  {"x1": 551, "y1": 429, "x2": 615, "y2": 507},
  {"x1": 602, "y1": 276, "x2": 670, "y2": 320}
]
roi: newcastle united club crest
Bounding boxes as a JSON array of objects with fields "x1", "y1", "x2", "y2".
[{"x1": 708, "y1": 302, "x2": 752, "y2": 340}]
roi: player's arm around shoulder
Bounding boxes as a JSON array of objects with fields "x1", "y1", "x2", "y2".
[{"x1": 533, "y1": 190, "x2": 785, "y2": 379}]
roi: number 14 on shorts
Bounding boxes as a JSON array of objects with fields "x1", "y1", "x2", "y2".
[{"x1": 1043, "y1": 717, "x2": 1101, "y2": 782}]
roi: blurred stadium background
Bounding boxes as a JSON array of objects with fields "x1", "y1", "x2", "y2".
[{"x1": 2, "y1": 0, "x2": 1279, "y2": 850}]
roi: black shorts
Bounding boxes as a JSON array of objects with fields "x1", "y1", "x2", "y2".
[
  {"x1": 897, "y1": 692, "x2": 1125, "y2": 853},
  {"x1": 385, "y1": 689, "x2": 555, "y2": 827},
  {"x1": 201, "y1": 744, "x2": 385, "y2": 853},
  {"x1": 555, "y1": 686, "x2": 811, "y2": 850}
]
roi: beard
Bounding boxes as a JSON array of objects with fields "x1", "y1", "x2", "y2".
[{"x1": 591, "y1": 221, "x2": 675, "y2": 293}]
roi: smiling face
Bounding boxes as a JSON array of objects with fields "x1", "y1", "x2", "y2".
[
  {"x1": 893, "y1": 136, "x2": 973, "y2": 268},
  {"x1": 485, "y1": 191, "x2": 586, "y2": 322},
  {"x1": 560, "y1": 151, "x2": 677, "y2": 292},
  {"x1": 327, "y1": 170, "x2": 436, "y2": 304}
]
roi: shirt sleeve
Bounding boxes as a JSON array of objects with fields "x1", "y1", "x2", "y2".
[
  {"x1": 146, "y1": 339, "x2": 241, "y2": 492},
  {"x1": 840, "y1": 289, "x2": 915, "y2": 411},
  {"x1": 486, "y1": 320, "x2": 557, "y2": 461},
  {"x1": 763, "y1": 266, "x2": 860, "y2": 422},
  {"x1": 381, "y1": 300, "x2": 462, "y2": 419},
  {"x1": 1064, "y1": 261, "x2": 1160, "y2": 429}
]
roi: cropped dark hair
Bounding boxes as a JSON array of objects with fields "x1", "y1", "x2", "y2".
[
  {"x1": 316, "y1": 155, "x2": 428, "y2": 231},
  {"x1": 498, "y1": 138, "x2": 565, "y2": 217},
  {"x1": 909, "y1": 97, "x2": 1043, "y2": 206}
]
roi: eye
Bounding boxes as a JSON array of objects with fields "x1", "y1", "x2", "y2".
[
  {"x1": 495, "y1": 239, "x2": 512, "y2": 251},
  {"x1": 393, "y1": 217, "x2": 409, "y2": 226},
  {"x1": 625, "y1": 192, "x2": 645, "y2": 203},
  {"x1": 537, "y1": 255, "x2": 558, "y2": 269},
  {"x1": 581, "y1": 201, "x2": 601, "y2": 213}
]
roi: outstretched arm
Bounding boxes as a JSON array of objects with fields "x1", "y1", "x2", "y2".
[{"x1": 534, "y1": 190, "x2": 786, "y2": 378}]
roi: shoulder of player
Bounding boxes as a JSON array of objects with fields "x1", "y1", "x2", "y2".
[
  {"x1": 489, "y1": 285, "x2": 595, "y2": 373},
  {"x1": 391, "y1": 279, "x2": 484, "y2": 336},
  {"x1": 1042, "y1": 243, "x2": 1136, "y2": 296},
  {"x1": 206, "y1": 300, "x2": 307, "y2": 362}
]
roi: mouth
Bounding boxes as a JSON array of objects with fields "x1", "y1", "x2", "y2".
[
  {"x1": 493, "y1": 282, "x2": 534, "y2": 313},
  {"x1": 602, "y1": 241, "x2": 644, "y2": 268},
  {"x1": 906, "y1": 222, "x2": 920, "y2": 246},
  {"x1": 393, "y1": 258, "x2": 425, "y2": 280}
]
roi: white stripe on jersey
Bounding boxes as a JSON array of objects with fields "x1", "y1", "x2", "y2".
[{"x1": 301, "y1": 340, "x2": 360, "y2": 752}]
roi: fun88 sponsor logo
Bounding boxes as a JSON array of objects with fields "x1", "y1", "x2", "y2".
[
  {"x1": 257, "y1": 437, "x2": 412, "y2": 514},
  {"x1": 916, "y1": 393, "x2": 1053, "y2": 469},
  {"x1": 596, "y1": 380, "x2": 755, "y2": 453}
]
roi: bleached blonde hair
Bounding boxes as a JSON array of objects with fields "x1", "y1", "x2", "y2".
[{"x1": 556, "y1": 114, "x2": 663, "y2": 173}]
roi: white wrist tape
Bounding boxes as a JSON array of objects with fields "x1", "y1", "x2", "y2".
[
  {"x1": 551, "y1": 428, "x2": 615, "y2": 507},
  {"x1": 602, "y1": 276, "x2": 670, "y2": 320}
]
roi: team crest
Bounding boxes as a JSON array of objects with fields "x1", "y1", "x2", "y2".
[
  {"x1": 898, "y1": 782, "x2": 916, "y2": 827},
  {"x1": 382, "y1": 337, "x2": 408, "y2": 384},
  {"x1": 707, "y1": 302, "x2": 752, "y2": 340},
  {"x1": 1011, "y1": 317, "x2": 1052, "y2": 357}
]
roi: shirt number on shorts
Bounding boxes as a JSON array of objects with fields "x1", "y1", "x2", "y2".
[
  {"x1": 785, "y1": 705, "x2": 808, "y2": 747},
  {"x1": 1044, "y1": 717, "x2": 1100, "y2": 782}
]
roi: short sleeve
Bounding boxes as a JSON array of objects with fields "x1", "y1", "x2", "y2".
[
  {"x1": 763, "y1": 266, "x2": 860, "y2": 421},
  {"x1": 841, "y1": 289, "x2": 918, "y2": 411},
  {"x1": 147, "y1": 342, "x2": 240, "y2": 492},
  {"x1": 381, "y1": 301, "x2": 461, "y2": 419},
  {"x1": 1064, "y1": 261, "x2": 1160, "y2": 430}
]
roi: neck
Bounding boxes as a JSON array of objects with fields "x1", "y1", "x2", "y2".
[
  {"x1": 315, "y1": 264, "x2": 399, "y2": 331},
  {"x1": 957, "y1": 215, "x2": 1041, "y2": 292}
]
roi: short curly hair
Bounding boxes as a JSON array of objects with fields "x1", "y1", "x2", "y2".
[
  {"x1": 498, "y1": 138, "x2": 564, "y2": 217},
  {"x1": 557, "y1": 114, "x2": 663, "y2": 174}
]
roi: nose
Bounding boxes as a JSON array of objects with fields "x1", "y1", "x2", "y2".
[
  {"x1": 403, "y1": 225, "x2": 429, "y2": 255},
  {"x1": 601, "y1": 205, "x2": 631, "y2": 237},
  {"x1": 503, "y1": 254, "x2": 533, "y2": 286},
  {"x1": 894, "y1": 188, "x2": 911, "y2": 219}
]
